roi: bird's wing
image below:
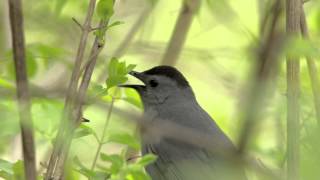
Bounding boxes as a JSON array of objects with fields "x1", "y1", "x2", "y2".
[{"x1": 142, "y1": 103, "x2": 247, "y2": 180}]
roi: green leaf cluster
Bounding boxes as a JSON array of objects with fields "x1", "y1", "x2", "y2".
[
  {"x1": 106, "y1": 58, "x2": 136, "y2": 91},
  {"x1": 73, "y1": 152, "x2": 156, "y2": 180},
  {"x1": 0, "y1": 160, "x2": 26, "y2": 180}
]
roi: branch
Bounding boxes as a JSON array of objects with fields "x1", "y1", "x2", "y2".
[
  {"x1": 286, "y1": 0, "x2": 301, "y2": 179},
  {"x1": 45, "y1": 17, "x2": 111, "y2": 179},
  {"x1": 44, "y1": 0, "x2": 97, "y2": 179},
  {"x1": 300, "y1": 6, "x2": 320, "y2": 125},
  {"x1": 160, "y1": 0, "x2": 201, "y2": 65},
  {"x1": 238, "y1": 0, "x2": 283, "y2": 152},
  {"x1": 8, "y1": 0, "x2": 36, "y2": 179}
]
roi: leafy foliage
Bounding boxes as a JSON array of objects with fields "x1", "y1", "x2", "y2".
[
  {"x1": 0, "y1": 160, "x2": 25, "y2": 180},
  {"x1": 106, "y1": 57, "x2": 136, "y2": 91}
]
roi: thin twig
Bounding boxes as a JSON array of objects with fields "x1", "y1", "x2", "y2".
[
  {"x1": 8, "y1": 0, "x2": 36, "y2": 179},
  {"x1": 160, "y1": 0, "x2": 201, "y2": 65},
  {"x1": 300, "y1": 6, "x2": 320, "y2": 125},
  {"x1": 72, "y1": 17, "x2": 84, "y2": 30},
  {"x1": 90, "y1": 90, "x2": 117, "y2": 171},
  {"x1": 286, "y1": 0, "x2": 301, "y2": 179}
]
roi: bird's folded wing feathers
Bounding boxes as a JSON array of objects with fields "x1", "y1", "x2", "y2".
[{"x1": 142, "y1": 104, "x2": 247, "y2": 180}]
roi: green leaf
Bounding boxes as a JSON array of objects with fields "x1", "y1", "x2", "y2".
[
  {"x1": 12, "y1": 160, "x2": 24, "y2": 180},
  {"x1": 26, "y1": 51, "x2": 38, "y2": 77},
  {"x1": 118, "y1": 61, "x2": 127, "y2": 75},
  {"x1": 126, "y1": 168, "x2": 151, "y2": 180},
  {"x1": 107, "y1": 132, "x2": 140, "y2": 150},
  {"x1": 0, "y1": 78, "x2": 14, "y2": 89},
  {"x1": 88, "y1": 83, "x2": 108, "y2": 98},
  {"x1": 100, "y1": 153, "x2": 124, "y2": 174},
  {"x1": 73, "y1": 157, "x2": 98, "y2": 178},
  {"x1": 106, "y1": 76, "x2": 128, "y2": 90},
  {"x1": 73, "y1": 156, "x2": 87, "y2": 170},
  {"x1": 105, "y1": 58, "x2": 136, "y2": 90},
  {"x1": 0, "y1": 159, "x2": 14, "y2": 175},
  {"x1": 107, "y1": 21, "x2": 125, "y2": 29},
  {"x1": 108, "y1": 57, "x2": 118, "y2": 76},
  {"x1": 73, "y1": 124, "x2": 97, "y2": 140},
  {"x1": 122, "y1": 88, "x2": 143, "y2": 109},
  {"x1": 5, "y1": 49, "x2": 38, "y2": 78},
  {"x1": 136, "y1": 154, "x2": 157, "y2": 167},
  {"x1": 97, "y1": 0, "x2": 114, "y2": 20},
  {"x1": 126, "y1": 64, "x2": 136, "y2": 73},
  {"x1": 54, "y1": 0, "x2": 68, "y2": 15}
]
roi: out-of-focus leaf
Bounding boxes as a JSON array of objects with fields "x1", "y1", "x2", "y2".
[
  {"x1": 5, "y1": 49, "x2": 38, "y2": 78},
  {"x1": 54, "y1": 0, "x2": 68, "y2": 15},
  {"x1": 88, "y1": 83, "x2": 108, "y2": 98},
  {"x1": 106, "y1": 76, "x2": 128, "y2": 90},
  {"x1": 12, "y1": 160, "x2": 24, "y2": 180},
  {"x1": 0, "y1": 78, "x2": 14, "y2": 89},
  {"x1": 107, "y1": 132, "x2": 140, "y2": 150},
  {"x1": 97, "y1": 0, "x2": 114, "y2": 20},
  {"x1": 284, "y1": 37, "x2": 320, "y2": 58},
  {"x1": 73, "y1": 156, "x2": 101, "y2": 179},
  {"x1": 100, "y1": 153, "x2": 124, "y2": 174},
  {"x1": 73, "y1": 156, "x2": 87, "y2": 170},
  {"x1": 126, "y1": 166, "x2": 151, "y2": 180},
  {"x1": 0, "y1": 159, "x2": 13, "y2": 175},
  {"x1": 122, "y1": 88, "x2": 143, "y2": 109},
  {"x1": 73, "y1": 124, "x2": 98, "y2": 140},
  {"x1": 26, "y1": 50, "x2": 38, "y2": 78},
  {"x1": 136, "y1": 154, "x2": 157, "y2": 167},
  {"x1": 107, "y1": 21, "x2": 125, "y2": 30},
  {"x1": 126, "y1": 64, "x2": 136, "y2": 73}
]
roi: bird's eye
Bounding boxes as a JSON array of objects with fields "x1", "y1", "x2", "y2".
[{"x1": 149, "y1": 79, "x2": 158, "y2": 87}]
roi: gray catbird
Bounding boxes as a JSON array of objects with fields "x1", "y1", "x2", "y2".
[{"x1": 120, "y1": 66, "x2": 247, "y2": 180}]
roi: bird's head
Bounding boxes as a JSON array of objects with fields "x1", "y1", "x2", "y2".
[{"x1": 119, "y1": 66, "x2": 195, "y2": 108}]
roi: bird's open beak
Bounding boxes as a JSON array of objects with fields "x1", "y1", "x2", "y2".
[{"x1": 118, "y1": 71, "x2": 147, "y2": 90}]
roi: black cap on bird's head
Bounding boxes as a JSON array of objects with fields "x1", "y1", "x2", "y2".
[
  {"x1": 119, "y1": 66, "x2": 195, "y2": 106},
  {"x1": 142, "y1": 66, "x2": 189, "y2": 87},
  {"x1": 119, "y1": 66, "x2": 190, "y2": 90}
]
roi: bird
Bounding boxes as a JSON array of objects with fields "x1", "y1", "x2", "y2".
[{"x1": 120, "y1": 65, "x2": 247, "y2": 180}]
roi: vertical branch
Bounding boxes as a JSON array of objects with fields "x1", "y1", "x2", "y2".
[
  {"x1": 7, "y1": 0, "x2": 36, "y2": 179},
  {"x1": 45, "y1": 18, "x2": 111, "y2": 180},
  {"x1": 45, "y1": 0, "x2": 97, "y2": 179},
  {"x1": 300, "y1": 6, "x2": 320, "y2": 124},
  {"x1": 238, "y1": 0, "x2": 283, "y2": 152},
  {"x1": 286, "y1": 0, "x2": 301, "y2": 179},
  {"x1": 160, "y1": 0, "x2": 201, "y2": 66}
]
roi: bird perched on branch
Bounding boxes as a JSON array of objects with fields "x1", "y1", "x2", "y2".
[{"x1": 120, "y1": 66, "x2": 247, "y2": 180}]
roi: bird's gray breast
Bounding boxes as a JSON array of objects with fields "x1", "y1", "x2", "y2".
[{"x1": 141, "y1": 101, "x2": 246, "y2": 180}]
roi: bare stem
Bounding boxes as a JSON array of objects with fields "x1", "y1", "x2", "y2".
[
  {"x1": 286, "y1": 0, "x2": 301, "y2": 179},
  {"x1": 90, "y1": 91, "x2": 117, "y2": 171},
  {"x1": 8, "y1": 0, "x2": 36, "y2": 179},
  {"x1": 46, "y1": 18, "x2": 111, "y2": 180},
  {"x1": 45, "y1": 0, "x2": 97, "y2": 179}
]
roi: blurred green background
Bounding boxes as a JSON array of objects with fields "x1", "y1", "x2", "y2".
[{"x1": 1, "y1": 0, "x2": 320, "y2": 179}]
